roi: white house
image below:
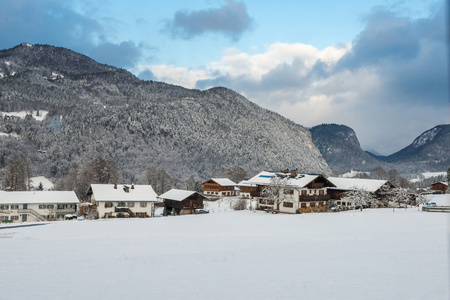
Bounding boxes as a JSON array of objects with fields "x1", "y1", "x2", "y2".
[
  {"x1": 87, "y1": 184, "x2": 159, "y2": 218},
  {"x1": 239, "y1": 170, "x2": 336, "y2": 214},
  {"x1": 0, "y1": 190, "x2": 79, "y2": 223}
]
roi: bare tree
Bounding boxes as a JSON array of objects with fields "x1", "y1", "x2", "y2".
[
  {"x1": 214, "y1": 166, "x2": 247, "y2": 183},
  {"x1": 261, "y1": 176, "x2": 290, "y2": 211},
  {"x1": 139, "y1": 167, "x2": 173, "y2": 194},
  {"x1": 370, "y1": 167, "x2": 387, "y2": 180},
  {"x1": 3, "y1": 157, "x2": 31, "y2": 191}
]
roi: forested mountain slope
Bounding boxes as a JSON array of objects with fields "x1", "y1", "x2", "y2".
[{"x1": 0, "y1": 44, "x2": 330, "y2": 182}]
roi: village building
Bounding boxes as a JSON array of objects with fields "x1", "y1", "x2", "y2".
[
  {"x1": 86, "y1": 184, "x2": 158, "y2": 218},
  {"x1": 327, "y1": 177, "x2": 396, "y2": 208},
  {"x1": 239, "y1": 170, "x2": 336, "y2": 213},
  {"x1": 0, "y1": 190, "x2": 79, "y2": 223},
  {"x1": 430, "y1": 182, "x2": 448, "y2": 194},
  {"x1": 158, "y1": 189, "x2": 208, "y2": 215},
  {"x1": 201, "y1": 178, "x2": 237, "y2": 197}
]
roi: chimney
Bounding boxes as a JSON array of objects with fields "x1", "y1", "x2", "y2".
[
  {"x1": 131, "y1": 184, "x2": 134, "y2": 189},
  {"x1": 290, "y1": 168, "x2": 298, "y2": 178},
  {"x1": 114, "y1": 184, "x2": 117, "y2": 189},
  {"x1": 123, "y1": 185, "x2": 129, "y2": 193}
]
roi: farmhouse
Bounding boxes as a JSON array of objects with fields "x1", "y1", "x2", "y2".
[
  {"x1": 159, "y1": 189, "x2": 208, "y2": 215},
  {"x1": 87, "y1": 184, "x2": 158, "y2": 218},
  {"x1": 430, "y1": 182, "x2": 448, "y2": 194},
  {"x1": 239, "y1": 170, "x2": 336, "y2": 213},
  {"x1": 0, "y1": 190, "x2": 79, "y2": 223},
  {"x1": 327, "y1": 177, "x2": 396, "y2": 208},
  {"x1": 201, "y1": 178, "x2": 237, "y2": 197}
]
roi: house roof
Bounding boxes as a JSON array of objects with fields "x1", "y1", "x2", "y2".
[
  {"x1": 158, "y1": 189, "x2": 204, "y2": 202},
  {"x1": 89, "y1": 184, "x2": 158, "y2": 202},
  {"x1": 327, "y1": 177, "x2": 390, "y2": 192},
  {"x1": 208, "y1": 178, "x2": 236, "y2": 186},
  {"x1": 0, "y1": 191, "x2": 79, "y2": 204},
  {"x1": 239, "y1": 171, "x2": 333, "y2": 189}
]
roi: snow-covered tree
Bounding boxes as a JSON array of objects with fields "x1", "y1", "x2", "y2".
[
  {"x1": 390, "y1": 187, "x2": 410, "y2": 211},
  {"x1": 344, "y1": 187, "x2": 375, "y2": 211}
]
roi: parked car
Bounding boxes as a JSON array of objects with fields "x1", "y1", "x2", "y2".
[
  {"x1": 194, "y1": 209, "x2": 209, "y2": 214},
  {"x1": 425, "y1": 202, "x2": 437, "y2": 207}
]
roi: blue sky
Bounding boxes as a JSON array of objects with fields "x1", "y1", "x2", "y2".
[{"x1": 0, "y1": 0, "x2": 448, "y2": 156}]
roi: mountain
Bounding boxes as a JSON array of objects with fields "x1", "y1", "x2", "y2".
[
  {"x1": 310, "y1": 123, "x2": 449, "y2": 176},
  {"x1": 0, "y1": 43, "x2": 330, "y2": 183},
  {"x1": 309, "y1": 124, "x2": 392, "y2": 174},
  {"x1": 382, "y1": 125, "x2": 450, "y2": 173}
]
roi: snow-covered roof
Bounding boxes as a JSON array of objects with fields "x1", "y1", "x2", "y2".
[
  {"x1": 0, "y1": 191, "x2": 79, "y2": 204},
  {"x1": 158, "y1": 189, "x2": 201, "y2": 202},
  {"x1": 328, "y1": 177, "x2": 389, "y2": 192},
  {"x1": 90, "y1": 184, "x2": 158, "y2": 202},
  {"x1": 208, "y1": 178, "x2": 236, "y2": 186},
  {"x1": 240, "y1": 171, "x2": 328, "y2": 189}
]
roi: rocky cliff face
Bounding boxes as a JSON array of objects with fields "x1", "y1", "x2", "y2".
[
  {"x1": 310, "y1": 123, "x2": 449, "y2": 176},
  {"x1": 0, "y1": 44, "x2": 330, "y2": 182}
]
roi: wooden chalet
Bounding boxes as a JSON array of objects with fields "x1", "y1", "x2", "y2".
[
  {"x1": 159, "y1": 189, "x2": 207, "y2": 215},
  {"x1": 430, "y1": 182, "x2": 448, "y2": 194},
  {"x1": 201, "y1": 178, "x2": 237, "y2": 197}
]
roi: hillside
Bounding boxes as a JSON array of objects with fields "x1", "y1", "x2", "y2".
[
  {"x1": 0, "y1": 43, "x2": 330, "y2": 182},
  {"x1": 310, "y1": 124, "x2": 392, "y2": 174},
  {"x1": 383, "y1": 124, "x2": 450, "y2": 173}
]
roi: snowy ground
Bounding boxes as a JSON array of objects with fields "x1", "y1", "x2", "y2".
[
  {"x1": 0, "y1": 208, "x2": 448, "y2": 300},
  {"x1": 30, "y1": 176, "x2": 54, "y2": 191}
]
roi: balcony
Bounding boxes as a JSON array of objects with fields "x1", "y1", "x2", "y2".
[{"x1": 299, "y1": 195, "x2": 330, "y2": 202}]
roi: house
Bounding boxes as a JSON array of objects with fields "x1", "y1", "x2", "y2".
[
  {"x1": 0, "y1": 190, "x2": 79, "y2": 223},
  {"x1": 239, "y1": 170, "x2": 336, "y2": 213},
  {"x1": 430, "y1": 182, "x2": 448, "y2": 194},
  {"x1": 158, "y1": 189, "x2": 208, "y2": 215},
  {"x1": 86, "y1": 184, "x2": 158, "y2": 218},
  {"x1": 201, "y1": 178, "x2": 237, "y2": 197},
  {"x1": 327, "y1": 177, "x2": 396, "y2": 208}
]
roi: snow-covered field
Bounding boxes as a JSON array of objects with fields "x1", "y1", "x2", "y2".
[{"x1": 1, "y1": 208, "x2": 448, "y2": 300}]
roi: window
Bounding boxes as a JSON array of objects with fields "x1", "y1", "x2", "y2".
[
  {"x1": 310, "y1": 202, "x2": 316, "y2": 207},
  {"x1": 118, "y1": 202, "x2": 126, "y2": 207},
  {"x1": 1, "y1": 216, "x2": 9, "y2": 220},
  {"x1": 284, "y1": 189, "x2": 294, "y2": 195},
  {"x1": 301, "y1": 190, "x2": 307, "y2": 196},
  {"x1": 128, "y1": 202, "x2": 135, "y2": 207},
  {"x1": 319, "y1": 190, "x2": 324, "y2": 196},
  {"x1": 301, "y1": 203, "x2": 307, "y2": 208},
  {"x1": 105, "y1": 202, "x2": 114, "y2": 208},
  {"x1": 0, "y1": 205, "x2": 9, "y2": 210},
  {"x1": 39, "y1": 205, "x2": 46, "y2": 209},
  {"x1": 11, "y1": 216, "x2": 19, "y2": 220},
  {"x1": 11, "y1": 205, "x2": 19, "y2": 209},
  {"x1": 47, "y1": 205, "x2": 54, "y2": 209},
  {"x1": 283, "y1": 202, "x2": 293, "y2": 208},
  {"x1": 140, "y1": 202, "x2": 147, "y2": 207}
]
